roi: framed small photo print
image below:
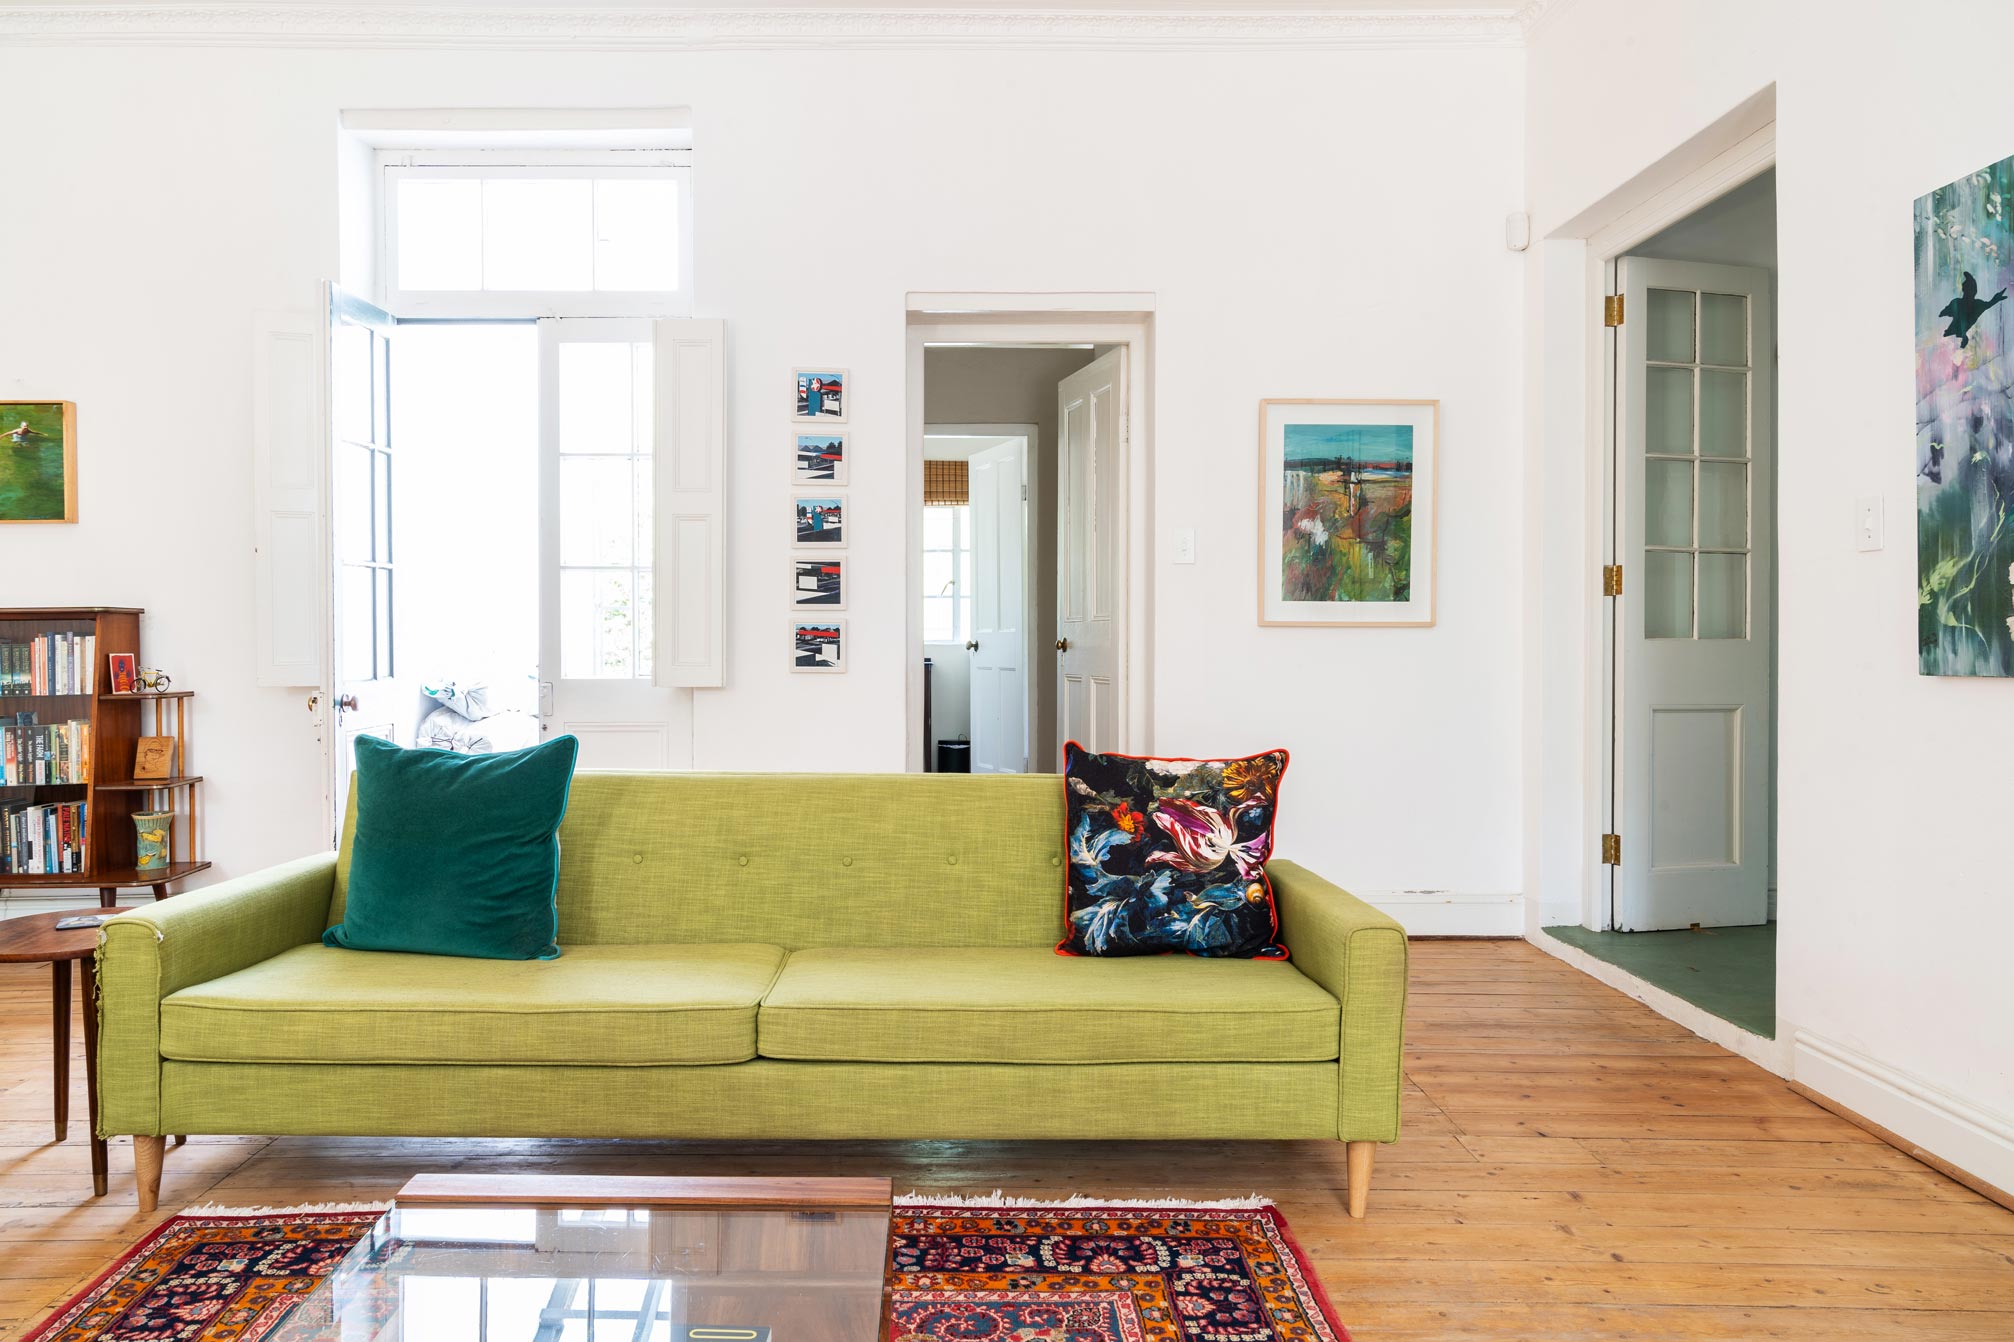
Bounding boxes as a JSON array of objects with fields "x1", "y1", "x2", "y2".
[
  {"x1": 792, "y1": 619, "x2": 846, "y2": 673},
  {"x1": 792, "y1": 368, "x2": 847, "y2": 423},
  {"x1": 792, "y1": 556, "x2": 846, "y2": 610},
  {"x1": 107, "y1": 653, "x2": 137, "y2": 694},
  {"x1": 794, "y1": 495, "x2": 846, "y2": 547},
  {"x1": 794, "y1": 431, "x2": 847, "y2": 485}
]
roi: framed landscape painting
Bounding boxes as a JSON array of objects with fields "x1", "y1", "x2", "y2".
[
  {"x1": 1259, "y1": 399, "x2": 1437, "y2": 626},
  {"x1": 0, "y1": 401, "x2": 77, "y2": 523},
  {"x1": 1915, "y1": 151, "x2": 2014, "y2": 676}
]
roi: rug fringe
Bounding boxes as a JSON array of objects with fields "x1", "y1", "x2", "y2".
[
  {"x1": 895, "y1": 1190, "x2": 1274, "y2": 1210},
  {"x1": 177, "y1": 1201, "x2": 392, "y2": 1216}
]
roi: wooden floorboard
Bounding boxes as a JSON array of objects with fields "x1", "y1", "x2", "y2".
[{"x1": 1, "y1": 938, "x2": 2008, "y2": 1339}]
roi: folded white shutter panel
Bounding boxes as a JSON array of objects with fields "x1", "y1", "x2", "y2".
[
  {"x1": 653, "y1": 318, "x2": 727, "y2": 688},
  {"x1": 252, "y1": 308, "x2": 327, "y2": 687}
]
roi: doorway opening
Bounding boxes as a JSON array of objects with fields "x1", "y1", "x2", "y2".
[{"x1": 1548, "y1": 167, "x2": 1779, "y2": 1040}]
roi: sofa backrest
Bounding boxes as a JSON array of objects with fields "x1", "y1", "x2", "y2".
[{"x1": 334, "y1": 770, "x2": 1067, "y2": 949}]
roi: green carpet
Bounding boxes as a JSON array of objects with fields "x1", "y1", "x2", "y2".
[{"x1": 1543, "y1": 922, "x2": 1776, "y2": 1038}]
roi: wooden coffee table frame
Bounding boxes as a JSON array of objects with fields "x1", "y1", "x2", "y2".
[{"x1": 0, "y1": 908, "x2": 112, "y2": 1196}]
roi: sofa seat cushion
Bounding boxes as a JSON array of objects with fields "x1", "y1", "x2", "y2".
[
  {"x1": 758, "y1": 947, "x2": 1340, "y2": 1064},
  {"x1": 161, "y1": 943, "x2": 787, "y2": 1067}
]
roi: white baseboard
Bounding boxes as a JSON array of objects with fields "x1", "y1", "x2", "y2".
[
  {"x1": 1365, "y1": 891, "x2": 1523, "y2": 937},
  {"x1": 1529, "y1": 927, "x2": 1791, "y2": 1074},
  {"x1": 1791, "y1": 1028, "x2": 2014, "y2": 1197}
]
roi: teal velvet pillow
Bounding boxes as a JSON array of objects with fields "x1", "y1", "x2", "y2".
[{"x1": 325, "y1": 733, "x2": 579, "y2": 960}]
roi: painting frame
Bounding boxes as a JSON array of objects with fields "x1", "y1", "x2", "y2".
[
  {"x1": 794, "y1": 430, "x2": 848, "y2": 486},
  {"x1": 791, "y1": 556, "x2": 847, "y2": 611},
  {"x1": 791, "y1": 618, "x2": 847, "y2": 674},
  {"x1": 793, "y1": 494, "x2": 846, "y2": 549},
  {"x1": 0, "y1": 400, "x2": 78, "y2": 524},
  {"x1": 792, "y1": 367, "x2": 849, "y2": 424},
  {"x1": 1257, "y1": 398, "x2": 1438, "y2": 627}
]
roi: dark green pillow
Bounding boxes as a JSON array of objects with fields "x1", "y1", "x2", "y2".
[{"x1": 325, "y1": 733, "x2": 579, "y2": 960}]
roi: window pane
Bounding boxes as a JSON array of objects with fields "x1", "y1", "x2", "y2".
[
  {"x1": 483, "y1": 178, "x2": 593, "y2": 290},
  {"x1": 560, "y1": 569, "x2": 635, "y2": 678},
  {"x1": 375, "y1": 567, "x2": 394, "y2": 678},
  {"x1": 1644, "y1": 551, "x2": 1692, "y2": 640},
  {"x1": 1646, "y1": 366, "x2": 1694, "y2": 457},
  {"x1": 1700, "y1": 292, "x2": 1748, "y2": 366},
  {"x1": 631, "y1": 342, "x2": 654, "y2": 455},
  {"x1": 1698, "y1": 461, "x2": 1748, "y2": 549},
  {"x1": 1645, "y1": 459, "x2": 1693, "y2": 548},
  {"x1": 923, "y1": 595, "x2": 955, "y2": 642},
  {"x1": 338, "y1": 443, "x2": 373, "y2": 561},
  {"x1": 1646, "y1": 288, "x2": 1696, "y2": 363},
  {"x1": 636, "y1": 569, "x2": 654, "y2": 678},
  {"x1": 1699, "y1": 369, "x2": 1747, "y2": 458},
  {"x1": 340, "y1": 567, "x2": 374, "y2": 680},
  {"x1": 372, "y1": 449, "x2": 392, "y2": 564},
  {"x1": 561, "y1": 457, "x2": 635, "y2": 566},
  {"x1": 923, "y1": 507, "x2": 955, "y2": 547},
  {"x1": 632, "y1": 459, "x2": 654, "y2": 569},
  {"x1": 559, "y1": 343, "x2": 634, "y2": 455},
  {"x1": 1697, "y1": 552, "x2": 1746, "y2": 639},
  {"x1": 594, "y1": 179, "x2": 679, "y2": 291},
  {"x1": 396, "y1": 178, "x2": 482, "y2": 290},
  {"x1": 923, "y1": 550, "x2": 954, "y2": 597},
  {"x1": 333, "y1": 324, "x2": 374, "y2": 445}
]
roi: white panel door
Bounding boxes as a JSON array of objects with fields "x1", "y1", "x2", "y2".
[
  {"x1": 968, "y1": 437, "x2": 1030, "y2": 773},
  {"x1": 538, "y1": 318, "x2": 692, "y2": 770},
  {"x1": 1056, "y1": 350, "x2": 1126, "y2": 751},
  {"x1": 1614, "y1": 258, "x2": 1773, "y2": 930}
]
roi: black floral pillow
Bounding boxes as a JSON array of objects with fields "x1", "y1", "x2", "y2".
[{"x1": 1056, "y1": 742, "x2": 1290, "y2": 959}]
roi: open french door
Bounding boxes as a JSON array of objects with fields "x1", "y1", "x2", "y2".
[
  {"x1": 536, "y1": 317, "x2": 725, "y2": 769},
  {"x1": 1056, "y1": 348, "x2": 1126, "y2": 752},
  {"x1": 1611, "y1": 258, "x2": 1774, "y2": 930}
]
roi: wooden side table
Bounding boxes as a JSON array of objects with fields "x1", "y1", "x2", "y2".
[{"x1": 0, "y1": 908, "x2": 112, "y2": 1196}]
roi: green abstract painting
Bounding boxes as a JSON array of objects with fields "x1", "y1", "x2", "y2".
[
  {"x1": 1915, "y1": 154, "x2": 2014, "y2": 675},
  {"x1": 0, "y1": 401, "x2": 75, "y2": 523}
]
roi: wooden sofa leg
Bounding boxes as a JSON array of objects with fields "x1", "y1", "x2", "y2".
[
  {"x1": 1347, "y1": 1141, "x2": 1375, "y2": 1219},
  {"x1": 135, "y1": 1136, "x2": 166, "y2": 1213}
]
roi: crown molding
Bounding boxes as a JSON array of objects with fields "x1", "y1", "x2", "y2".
[{"x1": 0, "y1": 4, "x2": 1545, "y2": 51}]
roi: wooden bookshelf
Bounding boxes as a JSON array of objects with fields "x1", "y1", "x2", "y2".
[{"x1": 0, "y1": 608, "x2": 210, "y2": 907}]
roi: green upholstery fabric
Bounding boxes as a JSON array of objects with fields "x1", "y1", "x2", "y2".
[
  {"x1": 759, "y1": 948, "x2": 1339, "y2": 1064},
  {"x1": 327, "y1": 733, "x2": 577, "y2": 960},
  {"x1": 96, "y1": 853, "x2": 335, "y2": 1136},
  {"x1": 1271, "y1": 860, "x2": 1409, "y2": 1142},
  {"x1": 158, "y1": 1059, "x2": 1341, "y2": 1139},
  {"x1": 333, "y1": 772, "x2": 1068, "y2": 950},
  {"x1": 161, "y1": 943, "x2": 785, "y2": 1067}
]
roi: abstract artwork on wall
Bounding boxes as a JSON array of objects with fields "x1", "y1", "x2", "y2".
[
  {"x1": 1916, "y1": 152, "x2": 2014, "y2": 676},
  {"x1": 792, "y1": 619, "x2": 846, "y2": 673},
  {"x1": 792, "y1": 556, "x2": 846, "y2": 609},
  {"x1": 794, "y1": 495, "x2": 845, "y2": 547},
  {"x1": 0, "y1": 401, "x2": 77, "y2": 523},
  {"x1": 792, "y1": 368, "x2": 847, "y2": 422},
  {"x1": 795, "y1": 431, "x2": 847, "y2": 484},
  {"x1": 1258, "y1": 399, "x2": 1436, "y2": 625}
]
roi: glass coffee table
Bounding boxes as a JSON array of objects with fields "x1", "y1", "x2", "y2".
[{"x1": 300, "y1": 1174, "x2": 893, "y2": 1342}]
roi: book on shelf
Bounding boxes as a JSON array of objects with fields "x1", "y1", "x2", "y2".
[
  {"x1": 0, "y1": 633, "x2": 97, "y2": 695},
  {"x1": 0, "y1": 800, "x2": 88, "y2": 875},
  {"x1": 0, "y1": 719, "x2": 92, "y2": 785}
]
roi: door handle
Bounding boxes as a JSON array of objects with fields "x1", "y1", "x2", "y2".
[
  {"x1": 965, "y1": 640, "x2": 979, "y2": 652},
  {"x1": 1055, "y1": 638, "x2": 1071, "y2": 652},
  {"x1": 334, "y1": 693, "x2": 359, "y2": 713},
  {"x1": 538, "y1": 681, "x2": 555, "y2": 717},
  {"x1": 306, "y1": 693, "x2": 320, "y2": 713}
]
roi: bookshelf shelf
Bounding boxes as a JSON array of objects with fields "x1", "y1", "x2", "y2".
[{"x1": 0, "y1": 607, "x2": 209, "y2": 906}]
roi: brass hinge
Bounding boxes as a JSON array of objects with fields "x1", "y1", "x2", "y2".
[
  {"x1": 1604, "y1": 294, "x2": 1625, "y2": 327},
  {"x1": 1601, "y1": 833, "x2": 1622, "y2": 866},
  {"x1": 1602, "y1": 564, "x2": 1623, "y2": 596}
]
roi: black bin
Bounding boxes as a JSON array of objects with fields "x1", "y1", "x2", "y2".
[{"x1": 936, "y1": 742, "x2": 972, "y2": 773}]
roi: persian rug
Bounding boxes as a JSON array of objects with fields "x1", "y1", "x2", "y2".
[{"x1": 28, "y1": 1194, "x2": 1348, "y2": 1342}]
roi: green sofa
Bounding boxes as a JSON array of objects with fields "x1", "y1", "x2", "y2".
[{"x1": 97, "y1": 773, "x2": 1408, "y2": 1214}]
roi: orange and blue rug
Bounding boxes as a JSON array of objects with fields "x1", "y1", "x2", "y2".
[{"x1": 27, "y1": 1196, "x2": 1349, "y2": 1342}]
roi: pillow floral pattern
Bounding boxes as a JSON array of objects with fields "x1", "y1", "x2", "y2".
[{"x1": 1057, "y1": 742, "x2": 1290, "y2": 959}]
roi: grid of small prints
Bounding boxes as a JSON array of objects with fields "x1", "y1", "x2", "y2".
[{"x1": 790, "y1": 368, "x2": 849, "y2": 673}]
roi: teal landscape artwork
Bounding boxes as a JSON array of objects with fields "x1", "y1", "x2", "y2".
[
  {"x1": 0, "y1": 402, "x2": 76, "y2": 523},
  {"x1": 1915, "y1": 152, "x2": 2014, "y2": 676},
  {"x1": 1281, "y1": 422, "x2": 1414, "y2": 603}
]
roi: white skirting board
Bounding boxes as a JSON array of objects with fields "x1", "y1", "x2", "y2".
[
  {"x1": 1362, "y1": 891, "x2": 1523, "y2": 937},
  {"x1": 1792, "y1": 1029, "x2": 2014, "y2": 1197}
]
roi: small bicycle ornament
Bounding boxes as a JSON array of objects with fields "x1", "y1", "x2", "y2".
[{"x1": 134, "y1": 667, "x2": 173, "y2": 693}]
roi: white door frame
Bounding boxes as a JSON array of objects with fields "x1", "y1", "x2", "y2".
[
  {"x1": 924, "y1": 422, "x2": 1038, "y2": 771},
  {"x1": 904, "y1": 294, "x2": 1155, "y2": 773}
]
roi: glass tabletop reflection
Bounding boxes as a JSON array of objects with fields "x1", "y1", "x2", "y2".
[{"x1": 301, "y1": 1201, "x2": 890, "y2": 1342}]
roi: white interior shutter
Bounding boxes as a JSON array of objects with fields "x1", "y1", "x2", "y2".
[
  {"x1": 252, "y1": 308, "x2": 327, "y2": 687},
  {"x1": 653, "y1": 318, "x2": 726, "y2": 687}
]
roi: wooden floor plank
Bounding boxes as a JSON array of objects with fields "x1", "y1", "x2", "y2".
[{"x1": 0, "y1": 938, "x2": 2008, "y2": 1341}]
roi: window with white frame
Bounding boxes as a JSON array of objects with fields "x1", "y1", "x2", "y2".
[
  {"x1": 380, "y1": 151, "x2": 692, "y2": 316},
  {"x1": 922, "y1": 505, "x2": 974, "y2": 643}
]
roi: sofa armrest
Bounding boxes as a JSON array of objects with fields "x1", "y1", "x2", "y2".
[
  {"x1": 1271, "y1": 860, "x2": 1408, "y2": 1143},
  {"x1": 96, "y1": 851, "x2": 337, "y2": 1136}
]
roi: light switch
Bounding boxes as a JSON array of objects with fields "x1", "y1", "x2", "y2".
[
  {"x1": 1855, "y1": 495, "x2": 1884, "y2": 552},
  {"x1": 1173, "y1": 528, "x2": 1197, "y2": 564}
]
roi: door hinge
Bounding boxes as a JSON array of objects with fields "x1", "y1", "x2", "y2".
[
  {"x1": 1602, "y1": 564, "x2": 1623, "y2": 596},
  {"x1": 1601, "y1": 833, "x2": 1622, "y2": 866},
  {"x1": 1603, "y1": 294, "x2": 1625, "y2": 327}
]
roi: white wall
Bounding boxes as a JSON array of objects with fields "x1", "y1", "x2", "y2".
[
  {"x1": 1526, "y1": 0, "x2": 2014, "y2": 1191},
  {"x1": 0, "y1": 38, "x2": 1527, "y2": 931}
]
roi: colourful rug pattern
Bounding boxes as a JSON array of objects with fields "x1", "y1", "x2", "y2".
[
  {"x1": 891, "y1": 1203, "x2": 1349, "y2": 1342},
  {"x1": 24, "y1": 1208, "x2": 384, "y2": 1342},
  {"x1": 28, "y1": 1200, "x2": 1348, "y2": 1342}
]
